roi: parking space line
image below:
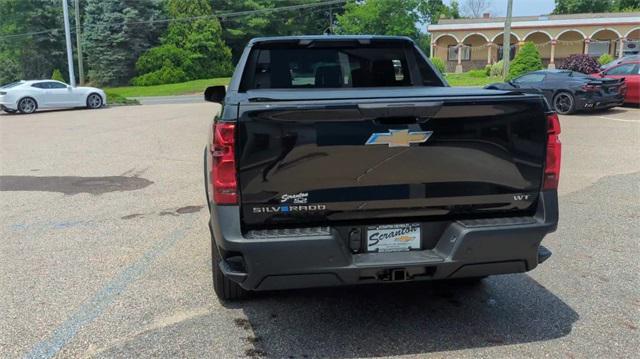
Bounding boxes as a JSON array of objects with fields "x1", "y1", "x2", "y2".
[
  {"x1": 23, "y1": 220, "x2": 196, "y2": 359},
  {"x1": 596, "y1": 116, "x2": 639, "y2": 123}
]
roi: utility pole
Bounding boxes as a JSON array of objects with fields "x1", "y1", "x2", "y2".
[
  {"x1": 502, "y1": 0, "x2": 513, "y2": 80},
  {"x1": 74, "y1": 0, "x2": 84, "y2": 85},
  {"x1": 329, "y1": 6, "x2": 333, "y2": 34},
  {"x1": 62, "y1": 0, "x2": 76, "y2": 86}
]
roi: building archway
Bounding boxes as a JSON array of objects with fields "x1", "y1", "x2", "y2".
[
  {"x1": 523, "y1": 30, "x2": 553, "y2": 41},
  {"x1": 556, "y1": 29, "x2": 587, "y2": 39},
  {"x1": 461, "y1": 33, "x2": 491, "y2": 70},
  {"x1": 590, "y1": 29, "x2": 622, "y2": 57},
  {"x1": 432, "y1": 34, "x2": 460, "y2": 72},
  {"x1": 523, "y1": 31, "x2": 553, "y2": 66},
  {"x1": 461, "y1": 32, "x2": 489, "y2": 43},
  {"x1": 434, "y1": 33, "x2": 460, "y2": 43},
  {"x1": 625, "y1": 27, "x2": 640, "y2": 39},
  {"x1": 623, "y1": 28, "x2": 639, "y2": 56},
  {"x1": 492, "y1": 33, "x2": 519, "y2": 61},
  {"x1": 556, "y1": 30, "x2": 586, "y2": 64},
  {"x1": 491, "y1": 32, "x2": 520, "y2": 43}
]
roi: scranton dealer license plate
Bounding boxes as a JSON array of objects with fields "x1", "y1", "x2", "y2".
[{"x1": 367, "y1": 224, "x2": 421, "y2": 252}]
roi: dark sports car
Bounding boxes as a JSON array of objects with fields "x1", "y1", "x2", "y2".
[{"x1": 485, "y1": 69, "x2": 626, "y2": 114}]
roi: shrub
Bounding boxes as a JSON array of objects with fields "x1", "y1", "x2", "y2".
[
  {"x1": 467, "y1": 69, "x2": 487, "y2": 78},
  {"x1": 104, "y1": 91, "x2": 139, "y2": 105},
  {"x1": 134, "y1": 45, "x2": 193, "y2": 76},
  {"x1": 485, "y1": 64, "x2": 491, "y2": 76},
  {"x1": 598, "y1": 53, "x2": 614, "y2": 66},
  {"x1": 559, "y1": 54, "x2": 600, "y2": 74},
  {"x1": 131, "y1": 45, "x2": 195, "y2": 86},
  {"x1": 132, "y1": 0, "x2": 233, "y2": 86},
  {"x1": 507, "y1": 42, "x2": 543, "y2": 80},
  {"x1": 51, "y1": 69, "x2": 66, "y2": 82},
  {"x1": 490, "y1": 60, "x2": 504, "y2": 77},
  {"x1": 430, "y1": 57, "x2": 446, "y2": 74},
  {"x1": 131, "y1": 62, "x2": 188, "y2": 86}
]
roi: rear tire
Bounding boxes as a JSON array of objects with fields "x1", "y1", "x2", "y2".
[
  {"x1": 211, "y1": 234, "x2": 248, "y2": 301},
  {"x1": 553, "y1": 92, "x2": 575, "y2": 115},
  {"x1": 17, "y1": 97, "x2": 37, "y2": 114}
]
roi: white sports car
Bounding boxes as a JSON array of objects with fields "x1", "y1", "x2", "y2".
[{"x1": 0, "y1": 80, "x2": 107, "y2": 114}]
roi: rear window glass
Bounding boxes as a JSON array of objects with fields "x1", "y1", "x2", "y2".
[
  {"x1": 1, "y1": 81, "x2": 23, "y2": 89},
  {"x1": 241, "y1": 46, "x2": 415, "y2": 90}
]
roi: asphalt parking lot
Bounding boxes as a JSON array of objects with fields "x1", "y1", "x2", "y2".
[{"x1": 1, "y1": 104, "x2": 638, "y2": 358}]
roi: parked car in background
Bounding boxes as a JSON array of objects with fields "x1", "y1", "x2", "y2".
[
  {"x1": 0, "y1": 80, "x2": 106, "y2": 114},
  {"x1": 598, "y1": 61, "x2": 639, "y2": 105},
  {"x1": 485, "y1": 70, "x2": 626, "y2": 114},
  {"x1": 600, "y1": 54, "x2": 640, "y2": 71}
]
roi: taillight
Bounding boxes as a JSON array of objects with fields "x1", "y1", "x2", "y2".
[
  {"x1": 544, "y1": 113, "x2": 561, "y2": 190},
  {"x1": 581, "y1": 84, "x2": 600, "y2": 92},
  {"x1": 210, "y1": 122, "x2": 237, "y2": 204}
]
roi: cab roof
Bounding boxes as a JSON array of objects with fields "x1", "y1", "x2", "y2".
[{"x1": 247, "y1": 35, "x2": 415, "y2": 46}]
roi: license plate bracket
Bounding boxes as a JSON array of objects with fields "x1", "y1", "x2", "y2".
[{"x1": 366, "y1": 223, "x2": 421, "y2": 253}]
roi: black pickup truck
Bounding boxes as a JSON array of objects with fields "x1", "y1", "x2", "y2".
[{"x1": 204, "y1": 35, "x2": 561, "y2": 301}]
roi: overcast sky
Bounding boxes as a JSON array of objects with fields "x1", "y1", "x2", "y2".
[{"x1": 444, "y1": 0, "x2": 556, "y2": 17}]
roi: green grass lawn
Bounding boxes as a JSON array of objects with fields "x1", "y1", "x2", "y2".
[
  {"x1": 105, "y1": 73, "x2": 501, "y2": 99},
  {"x1": 444, "y1": 73, "x2": 502, "y2": 87},
  {"x1": 105, "y1": 77, "x2": 231, "y2": 97}
]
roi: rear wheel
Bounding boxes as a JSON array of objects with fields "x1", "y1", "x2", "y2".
[
  {"x1": 18, "y1": 97, "x2": 37, "y2": 114},
  {"x1": 86, "y1": 93, "x2": 103, "y2": 109},
  {"x1": 553, "y1": 92, "x2": 575, "y2": 115},
  {"x1": 211, "y1": 234, "x2": 248, "y2": 301}
]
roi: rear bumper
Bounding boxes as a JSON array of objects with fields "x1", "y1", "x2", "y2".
[
  {"x1": 0, "y1": 102, "x2": 17, "y2": 111},
  {"x1": 209, "y1": 191, "x2": 558, "y2": 291},
  {"x1": 576, "y1": 94, "x2": 624, "y2": 110}
]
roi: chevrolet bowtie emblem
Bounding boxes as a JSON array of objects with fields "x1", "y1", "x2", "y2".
[{"x1": 365, "y1": 129, "x2": 433, "y2": 147}]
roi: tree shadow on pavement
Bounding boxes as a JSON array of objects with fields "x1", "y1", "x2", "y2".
[{"x1": 226, "y1": 274, "x2": 578, "y2": 358}]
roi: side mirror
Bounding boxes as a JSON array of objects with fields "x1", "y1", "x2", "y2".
[
  {"x1": 67, "y1": 85, "x2": 72, "y2": 89},
  {"x1": 204, "y1": 85, "x2": 226, "y2": 103}
]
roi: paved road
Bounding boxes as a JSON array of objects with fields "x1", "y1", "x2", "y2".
[
  {"x1": 131, "y1": 95, "x2": 202, "y2": 105},
  {"x1": 1, "y1": 105, "x2": 638, "y2": 358}
]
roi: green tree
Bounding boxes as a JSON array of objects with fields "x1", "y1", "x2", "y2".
[
  {"x1": 0, "y1": 55, "x2": 21, "y2": 85},
  {"x1": 83, "y1": 0, "x2": 164, "y2": 86},
  {"x1": 616, "y1": 0, "x2": 640, "y2": 10},
  {"x1": 553, "y1": 0, "x2": 614, "y2": 14},
  {"x1": 133, "y1": 0, "x2": 232, "y2": 85},
  {"x1": 213, "y1": 0, "x2": 346, "y2": 62},
  {"x1": 507, "y1": 42, "x2": 543, "y2": 80},
  {"x1": 0, "y1": 0, "x2": 67, "y2": 84},
  {"x1": 445, "y1": 0, "x2": 462, "y2": 19},
  {"x1": 336, "y1": 0, "x2": 454, "y2": 40},
  {"x1": 416, "y1": 33, "x2": 432, "y2": 55},
  {"x1": 336, "y1": 0, "x2": 423, "y2": 38},
  {"x1": 51, "y1": 69, "x2": 66, "y2": 82},
  {"x1": 417, "y1": 0, "x2": 459, "y2": 24}
]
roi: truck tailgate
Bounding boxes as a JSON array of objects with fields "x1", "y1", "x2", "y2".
[{"x1": 236, "y1": 90, "x2": 548, "y2": 228}]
